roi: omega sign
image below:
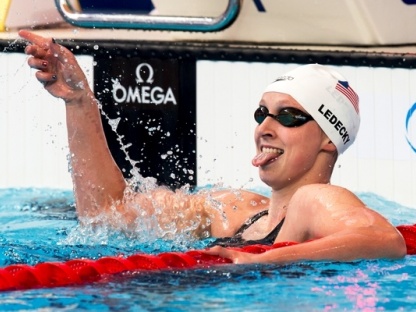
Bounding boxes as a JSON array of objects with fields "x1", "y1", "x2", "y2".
[{"x1": 111, "y1": 63, "x2": 177, "y2": 105}]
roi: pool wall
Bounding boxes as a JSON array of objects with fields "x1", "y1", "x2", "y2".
[{"x1": 1, "y1": 39, "x2": 416, "y2": 208}]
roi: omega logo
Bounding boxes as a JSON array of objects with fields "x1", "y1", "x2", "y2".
[
  {"x1": 111, "y1": 62, "x2": 177, "y2": 105},
  {"x1": 406, "y1": 102, "x2": 416, "y2": 153},
  {"x1": 135, "y1": 63, "x2": 154, "y2": 84}
]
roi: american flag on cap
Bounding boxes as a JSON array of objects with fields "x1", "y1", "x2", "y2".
[{"x1": 335, "y1": 81, "x2": 359, "y2": 114}]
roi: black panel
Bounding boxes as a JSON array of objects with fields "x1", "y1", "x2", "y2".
[
  {"x1": 94, "y1": 54, "x2": 196, "y2": 188},
  {"x1": 4, "y1": 38, "x2": 416, "y2": 67}
]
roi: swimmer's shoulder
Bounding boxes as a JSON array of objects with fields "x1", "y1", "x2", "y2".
[
  {"x1": 210, "y1": 189, "x2": 269, "y2": 212},
  {"x1": 291, "y1": 184, "x2": 363, "y2": 205},
  {"x1": 207, "y1": 189, "x2": 270, "y2": 237}
]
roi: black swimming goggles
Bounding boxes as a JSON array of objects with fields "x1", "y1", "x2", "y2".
[{"x1": 254, "y1": 106, "x2": 314, "y2": 128}]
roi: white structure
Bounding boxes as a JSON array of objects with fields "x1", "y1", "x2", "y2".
[{"x1": 1, "y1": 0, "x2": 416, "y2": 208}]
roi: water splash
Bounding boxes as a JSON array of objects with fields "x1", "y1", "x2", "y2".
[
  {"x1": 62, "y1": 98, "x2": 230, "y2": 245},
  {"x1": 108, "y1": 116, "x2": 121, "y2": 132}
]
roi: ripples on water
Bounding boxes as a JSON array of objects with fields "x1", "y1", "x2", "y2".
[{"x1": 0, "y1": 187, "x2": 415, "y2": 311}]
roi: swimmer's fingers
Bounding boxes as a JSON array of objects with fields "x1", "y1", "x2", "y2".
[
  {"x1": 204, "y1": 246, "x2": 254, "y2": 264},
  {"x1": 35, "y1": 71, "x2": 57, "y2": 86},
  {"x1": 27, "y1": 57, "x2": 48, "y2": 70},
  {"x1": 20, "y1": 31, "x2": 53, "y2": 61},
  {"x1": 20, "y1": 29, "x2": 90, "y2": 100},
  {"x1": 26, "y1": 44, "x2": 60, "y2": 87},
  {"x1": 20, "y1": 30, "x2": 75, "y2": 65},
  {"x1": 24, "y1": 45, "x2": 45, "y2": 58},
  {"x1": 19, "y1": 30, "x2": 50, "y2": 48}
]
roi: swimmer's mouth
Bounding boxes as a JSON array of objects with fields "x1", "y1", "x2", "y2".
[
  {"x1": 252, "y1": 147, "x2": 284, "y2": 167},
  {"x1": 262, "y1": 147, "x2": 284, "y2": 155}
]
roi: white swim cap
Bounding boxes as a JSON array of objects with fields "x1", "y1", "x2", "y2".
[{"x1": 264, "y1": 64, "x2": 360, "y2": 154}]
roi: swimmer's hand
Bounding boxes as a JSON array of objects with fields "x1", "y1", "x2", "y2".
[
  {"x1": 204, "y1": 246, "x2": 258, "y2": 264},
  {"x1": 19, "y1": 30, "x2": 91, "y2": 104}
]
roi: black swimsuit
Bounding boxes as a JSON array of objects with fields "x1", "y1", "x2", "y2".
[{"x1": 210, "y1": 210, "x2": 285, "y2": 247}]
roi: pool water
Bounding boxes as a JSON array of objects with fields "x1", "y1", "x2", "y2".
[{"x1": 0, "y1": 188, "x2": 415, "y2": 311}]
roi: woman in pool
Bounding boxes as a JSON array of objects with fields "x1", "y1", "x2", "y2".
[{"x1": 19, "y1": 30, "x2": 406, "y2": 264}]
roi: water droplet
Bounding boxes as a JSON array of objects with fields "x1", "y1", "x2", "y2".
[{"x1": 108, "y1": 117, "x2": 121, "y2": 131}]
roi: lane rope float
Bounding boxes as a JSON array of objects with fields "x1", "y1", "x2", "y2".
[{"x1": 0, "y1": 225, "x2": 414, "y2": 292}]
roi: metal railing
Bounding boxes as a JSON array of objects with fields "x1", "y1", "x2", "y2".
[{"x1": 55, "y1": 0, "x2": 242, "y2": 32}]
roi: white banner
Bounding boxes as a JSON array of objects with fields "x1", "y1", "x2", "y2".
[
  {"x1": 0, "y1": 52, "x2": 93, "y2": 189},
  {"x1": 196, "y1": 60, "x2": 416, "y2": 208}
]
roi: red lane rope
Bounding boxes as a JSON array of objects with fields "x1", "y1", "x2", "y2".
[
  {"x1": 396, "y1": 224, "x2": 416, "y2": 255},
  {"x1": 0, "y1": 226, "x2": 414, "y2": 292}
]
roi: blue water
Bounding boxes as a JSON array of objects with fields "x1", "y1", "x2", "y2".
[{"x1": 0, "y1": 188, "x2": 415, "y2": 311}]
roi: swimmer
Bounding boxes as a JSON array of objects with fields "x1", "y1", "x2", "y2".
[{"x1": 19, "y1": 30, "x2": 406, "y2": 264}]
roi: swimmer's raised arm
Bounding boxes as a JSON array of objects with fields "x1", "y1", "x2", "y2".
[
  {"x1": 120, "y1": 188, "x2": 270, "y2": 237},
  {"x1": 19, "y1": 30, "x2": 127, "y2": 219},
  {"x1": 19, "y1": 30, "x2": 263, "y2": 237}
]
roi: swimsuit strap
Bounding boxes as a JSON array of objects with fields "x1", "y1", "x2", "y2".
[
  {"x1": 253, "y1": 217, "x2": 285, "y2": 245},
  {"x1": 210, "y1": 210, "x2": 286, "y2": 247},
  {"x1": 234, "y1": 210, "x2": 269, "y2": 236}
]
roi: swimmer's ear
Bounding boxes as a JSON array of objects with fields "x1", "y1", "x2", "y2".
[{"x1": 322, "y1": 139, "x2": 337, "y2": 152}]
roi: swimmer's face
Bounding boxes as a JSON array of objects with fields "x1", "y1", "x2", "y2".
[{"x1": 254, "y1": 92, "x2": 334, "y2": 189}]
